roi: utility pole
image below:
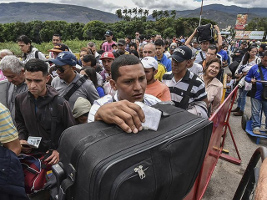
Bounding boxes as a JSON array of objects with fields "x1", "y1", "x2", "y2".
[{"x1": 199, "y1": 0, "x2": 204, "y2": 26}]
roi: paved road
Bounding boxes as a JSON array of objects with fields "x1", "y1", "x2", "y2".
[{"x1": 202, "y1": 85, "x2": 267, "y2": 199}]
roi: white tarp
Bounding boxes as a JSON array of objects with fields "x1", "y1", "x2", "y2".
[{"x1": 235, "y1": 31, "x2": 265, "y2": 40}]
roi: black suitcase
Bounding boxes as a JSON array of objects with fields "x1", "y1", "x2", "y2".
[{"x1": 55, "y1": 104, "x2": 213, "y2": 200}]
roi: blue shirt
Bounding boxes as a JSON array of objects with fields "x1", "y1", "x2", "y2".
[
  {"x1": 155, "y1": 54, "x2": 172, "y2": 72},
  {"x1": 245, "y1": 64, "x2": 267, "y2": 100},
  {"x1": 97, "y1": 86, "x2": 105, "y2": 97},
  {"x1": 218, "y1": 50, "x2": 228, "y2": 62}
]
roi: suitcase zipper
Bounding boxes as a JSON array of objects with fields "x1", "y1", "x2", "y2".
[
  {"x1": 110, "y1": 164, "x2": 148, "y2": 200},
  {"x1": 90, "y1": 118, "x2": 208, "y2": 199}
]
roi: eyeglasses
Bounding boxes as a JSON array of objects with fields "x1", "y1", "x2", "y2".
[{"x1": 55, "y1": 66, "x2": 65, "y2": 73}]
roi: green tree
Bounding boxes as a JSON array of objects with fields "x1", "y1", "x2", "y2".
[
  {"x1": 245, "y1": 17, "x2": 267, "y2": 32},
  {"x1": 152, "y1": 10, "x2": 158, "y2": 21},
  {"x1": 133, "y1": 8, "x2": 138, "y2": 20},
  {"x1": 66, "y1": 22, "x2": 84, "y2": 40},
  {"x1": 158, "y1": 10, "x2": 163, "y2": 19},
  {"x1": 163, "y1": 10, "x2": 169, "y2": 18},
  {"x1": 115, "y1": 9, "x2": 123, "y2": 19},
  {"x1": 122, "y1": 9, "x2": 128, "y2": 21},
  {"x1": 171, "y1": 10, "x2": 176, "y2": 19},
  {"x1": 82, "y1": 20, "x2": 106, "y2": 40},
  {"x1": 138, "y1": 8, "x2": 143, "y2": 18},
  {"x1": 128, "y1": 9, "x2": 132, "y2": 21},
  {"x1": 144, "y1": 10, "x2": 149, "y2": 22}
]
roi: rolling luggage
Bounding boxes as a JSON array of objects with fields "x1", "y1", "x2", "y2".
[{"x1": 54, "y1": 104, "x2": 213, "y2": 200}]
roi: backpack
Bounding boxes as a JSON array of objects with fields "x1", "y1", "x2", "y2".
[
  {"x1": 0, "y1": 146, "x2": 28, "y2": 199},
  {"x1": 19, "y1": 153, "x2": 52, "y2": 194},
  {"x1": 197, "y1": 23, "x2": 214, "y2": 43}
]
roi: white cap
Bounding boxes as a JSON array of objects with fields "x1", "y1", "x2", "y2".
[
  {"x1": 141, "y1": 57, "x2": 158, "y2": 70},
  {"x1": 72, "y1": 97, "x2": 91, "y2": 118}
]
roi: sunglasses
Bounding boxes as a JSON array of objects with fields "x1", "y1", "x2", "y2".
[{"x1": 55, "y1": 66, "x2": 65, "y2": 73}]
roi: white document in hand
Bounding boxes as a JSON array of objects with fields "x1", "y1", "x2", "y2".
[{"x1": 135, "y1": 102, "x2": 161, "y2": 131}]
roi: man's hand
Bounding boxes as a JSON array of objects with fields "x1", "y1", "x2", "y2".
[
  {"x1": 251, "y1": 78, "x2": 256, "y2": 84},
  {"x1": 44, "y1": 150, "x2": 59, "y2": 165},
  {"x1": 214, "y1": 25, "x2": 220, "y2": 32},
  {"x1": 94, "y1": 100, "x2": 145, "y2": 134},
  {"x1": 20, "y1": 140, "x2": 32, "y2": 154}
]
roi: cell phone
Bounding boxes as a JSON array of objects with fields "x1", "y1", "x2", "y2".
[{"x1": 43, "y1": 149, "x2": 53, "y2": 160}]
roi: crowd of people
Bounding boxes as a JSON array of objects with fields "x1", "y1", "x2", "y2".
[{"x1": 0, "y1": 26, "x2": 267, "y2": 199}]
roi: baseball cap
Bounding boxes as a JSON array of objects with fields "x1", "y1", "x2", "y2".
[
  {"x1": 141, "y1": 57, "x2": 158, "y2": 70},
  {"x1": 171, "y1": 46, "x2": 192, "y2": 62},
  {"x1": 112, "y1": 43, "x2": 118, "y2": 47},
  {"x1": 170, "y1": 43, "x2": 178, "y2": 51},
  {"x1": 260, "y1": 44, "x2": 266, "y2": 50},
  {"x1": 48, "y1": 43, "x2": 69, "y2": 53},
  {"x1": 72, "y1": 97, "x2": 91, "y2": 118},
  {"x1": 100, "y1": 52, "x2": 115, "y2": 60},
  {"x1": 49, "y1": 51, "x2": 77, "y2": 66},
  {"x1": 105, "y1": 30, "x2": 113, "y2": 37},
  {"x1": 118, "y1": 39, "x2": 126, "y2": 46},
  {"x1": 192, "y1": 38, "x2": 198, "y2": 43},
  {"x1": 180, "y1": 39, "x2": 185, "y2": 43}
]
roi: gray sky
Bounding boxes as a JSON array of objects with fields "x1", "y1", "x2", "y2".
[{"x1": 1, "y1": 0, "x2": 265, "y2": 13}]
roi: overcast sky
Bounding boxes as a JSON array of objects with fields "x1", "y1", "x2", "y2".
[{"x1": 1, "y1": 0, "x2": 266, "y2": 13}]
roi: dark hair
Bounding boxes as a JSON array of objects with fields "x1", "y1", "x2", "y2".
[
  {"x1": 154, "y1": 39, "x2": 164, "y2": 46},
  {"x1": 208, "y1": 44, "x2": 218, "y2": 54},
  {"x1": 24, "y1": 59, "x2": 48, "y2": 75},
  {"x1": 205, "y1": 58, "x2": 221, "y2": 72},
  {"x1": 84, "y1": 68, "x2": 98, "y2": 87},
  {"x1": 129, "y1": 50, "x2": 139, "y2": 58},
  {"x1": 112, "y1": 51, "x2": 121, "y2": 58},
  {"x1": 95, "y1": 63, "x2": 103, "y2": 73},
  {"x1": 17, "y1": 35, "x2": 33, "y2": 55},
  {"x1": 126, "y1": 35, "x2": 132, "y2": 40},
  {"x1": 17, "y1": 35, "x2": 31, "y2": 45},
  {"x1": 80, "y1": 47, "x2": 92, "y2": 55},
  {"x1": 111, "y1": 54, "x2": 141, "y2": 81},
  {"x1": 129, "y1": 42, "x2": 137, "y2": 50},
  {"x1": 97, "y1": 49, "x2": 105, "y2": 55},
  {"x1": 117, "y1": 49, "x2": 125, "y2": 56},
  {"x1": 264, "y1": 51, "x2": 267, "y2": 57},
  {"x1": 82, "y1": 54, "x2": 96, "y2": 67},
  {"x1": 139, "y1": 35, "x2": 145, "y2": 40},
  {"x1": 242, "y1": 45, "x2": 257, "y2": 66},
  {"x1": 53, "y1": 33, "x2": 61, "y2": 40}
]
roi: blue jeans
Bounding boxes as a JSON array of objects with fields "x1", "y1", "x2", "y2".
[
  {"x1": 251, "y1": 98, "x2": 267, "y2": 129},
  {"x1": 237, "y1": 87, "x2": 248, "y2": 112}
]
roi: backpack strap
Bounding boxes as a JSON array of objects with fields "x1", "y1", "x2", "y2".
[
  {"x1": 200, "y1": 51, "x2": 205, "y2": 62},
  {"x1": 63, "y1": 75, "x2": 87, "y2": 101},
  {"x1": 259, "y1": 65, "x2": 264, "y2": 81},
  {"x1": 35, "y1": 50, "x2": 39, "y2": 59},
  {"x1": 186, "y1": 74, "x2": 197, "y2": 97},
  {"x1": 178, "y1": 74, "x2": 198, "y2": 110}
]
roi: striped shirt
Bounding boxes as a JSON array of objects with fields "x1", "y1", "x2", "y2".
[
  {"x1": 88, "y1": 91, "x2": 161, "y2": 122},
  {"x1": 0, "y1": 103, "x2": 18, "y2": 144},
  {"x1": 162, "y1": 70, "x2": 207, "y2": 109}
]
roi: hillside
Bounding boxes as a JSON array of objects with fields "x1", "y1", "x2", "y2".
[
  {"x1": 0, "y1": 2, "x2": 120, "y2": 23},
  {"x1": 176, "y1": 4, "x2": 266, "y2": 28},
  {"x1": 0, "y1": 2, "x2": 266, "y2": 29}
]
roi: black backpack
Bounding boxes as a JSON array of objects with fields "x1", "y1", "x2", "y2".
[{"x1": 197, "y1": 23, "x2": 214, "y2": 43}]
